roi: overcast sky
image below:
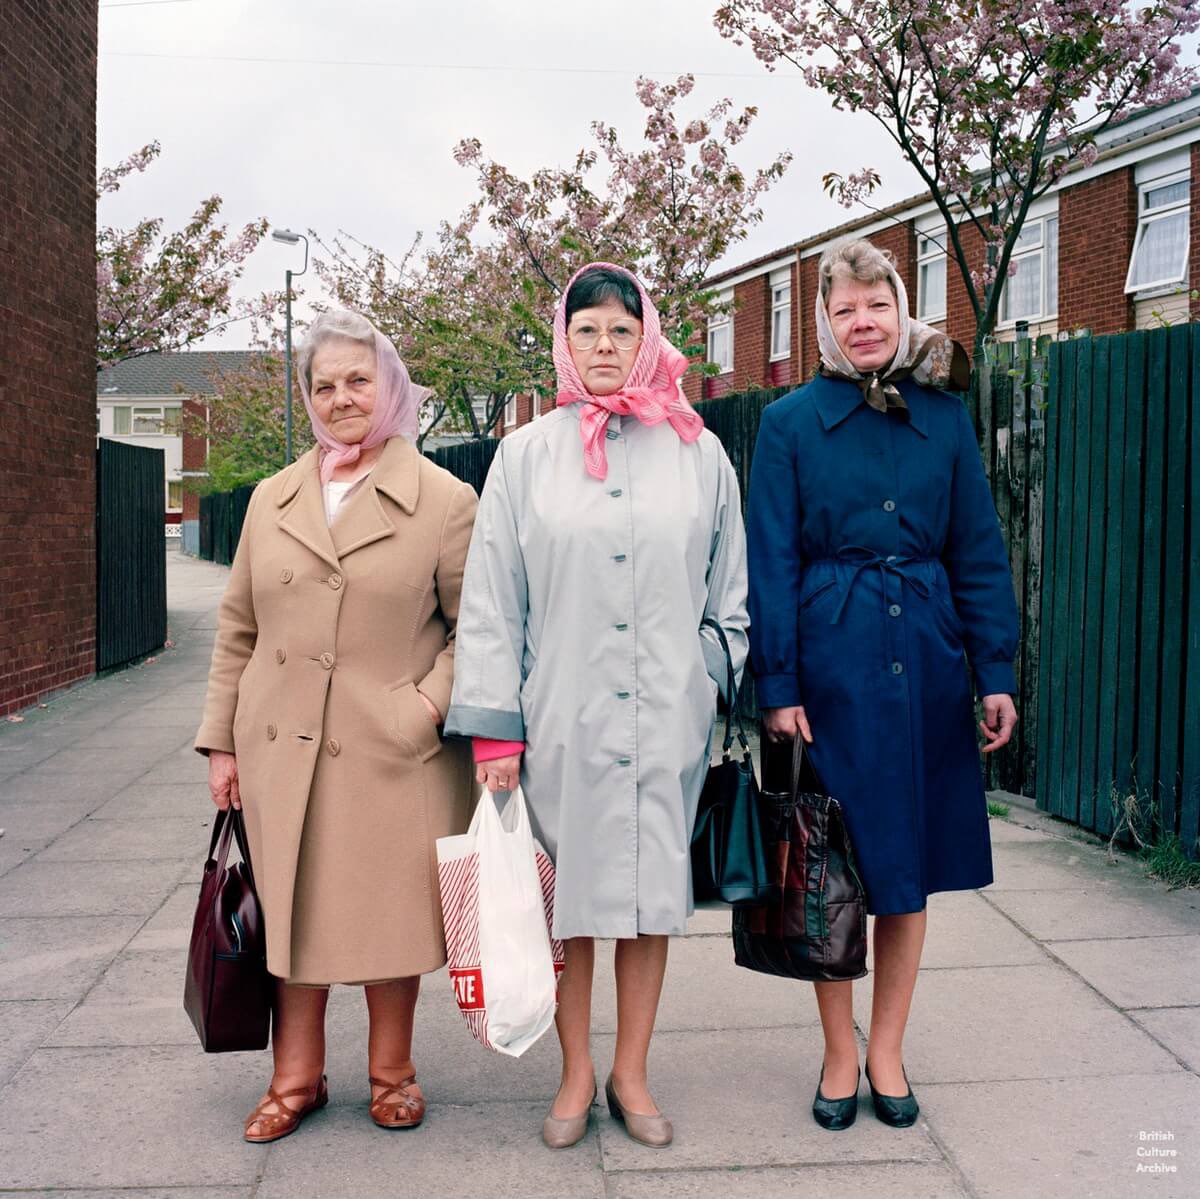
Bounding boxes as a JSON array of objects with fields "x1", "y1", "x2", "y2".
[{"x1": 96, "y1": 0, "x2": 946, "y2": 347}]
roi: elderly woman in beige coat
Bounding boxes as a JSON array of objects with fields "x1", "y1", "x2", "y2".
[{"x1": 195, "y1": 309, "x2": 477, "y2": 1143}]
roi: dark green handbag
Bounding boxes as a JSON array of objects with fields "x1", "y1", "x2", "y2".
[{"x1": 690, "y1": 620, "x2": 777, "y2": 907}]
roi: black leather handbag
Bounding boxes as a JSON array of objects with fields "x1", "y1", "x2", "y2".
[
  {"x1": 733, "y1": 734, "x2": 868, "y2": 982},
  {"x1": 183, "y1": 807, "x2": 272, "y2": 1052},
  {"x1": 690, "y1": 620, "x2": 777, "y2": 907}
]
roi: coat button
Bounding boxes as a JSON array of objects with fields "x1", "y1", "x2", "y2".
[
  {"x1": 883, "y1": 499, "x2": 896, "y2": 512},
  {"x1": 275, "y1": 648, "x2": 286, "y2": 663},
  {"x1": 617, "y1": 690, "x2": 630, "y2": 699},
  {"x1": 328, "y1": 573, "x2": 343, "y2": 590},
  {"x1": 886, "y1": 555, "x2": 898, "y2": 563},
  {"x1": 615, "y1": 623, "x2": 628, "y2": 631},
  {"x1": 280, "y1": 568, "x2": 293, "y2": 583},
  {"x1": 613, "y1": 554, "x2": 627, "y2": 563},
  {"x1": 326, "y1": 738, "x2": 341, "y2": 756},
  {"x1": 266, "y1": 723, "x2": 277, "y2": 740},
  {"x1": 888, "y1": 605, "x2": 902, "y2": 618},
  {"x1": 606, "y1": 430, "x2": 619, "y2": 441},
  {"x1": 617, "y1": 757, "x2": 632, "y2": 766},
  {"x1": 891, "y1": 661, "x2": 904, "y2": 675},
  {"x1": 319, "y1": 652, "x2": 335, "y2": 669},
  {"x1": 610, "y1": 489, "x2": 623, "y2": 498}
]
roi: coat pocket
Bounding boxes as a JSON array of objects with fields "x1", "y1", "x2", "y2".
[{"x1": 391, "y1": 681, "x2": 443, "y2": 763}]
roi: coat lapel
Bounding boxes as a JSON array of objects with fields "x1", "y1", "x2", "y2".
[
  {"x1": 275, "y1": 450, "x2": 340, "y2": 572},
  {"x1": 330, "y1": 435, "x2": 421, "y2": 559}
]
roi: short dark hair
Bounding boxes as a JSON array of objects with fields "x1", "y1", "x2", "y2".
[{"x1": 564, "y1": 267, "x2": 643, "y2": 324}]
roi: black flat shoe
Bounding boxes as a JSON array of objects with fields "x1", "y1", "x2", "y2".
[
  {"x1": 812, "y1": 1066, "x2": 859, "y2": 1131},
  {"x1": 865, "y1": 1063, "x2": 919, "y2": 1128}
]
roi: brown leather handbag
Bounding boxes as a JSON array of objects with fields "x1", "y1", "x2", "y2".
[
  {"x1": 732, "y1": 734, "x2": 868, "y2": 982},
  {"x1": 184, "y1": 807, "x2": 272, "y2": 1052}
]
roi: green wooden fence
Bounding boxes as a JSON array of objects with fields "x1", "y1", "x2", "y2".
[{"x1": 1037, "y1": 326, "x2": 1200, "y2": 854}]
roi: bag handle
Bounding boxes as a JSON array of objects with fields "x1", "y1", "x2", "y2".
[
  {"x1": 207, "y1": 807, "x2": 257, "y2": 892},
  {"x1": 788, "y1": 733, "x2": 827, "y2": 800},
  {"x1": 700, "y1": 618, "x2": 749, "y2": 756}
]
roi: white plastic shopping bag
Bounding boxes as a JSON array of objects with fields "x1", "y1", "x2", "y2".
[{"x1": 437, "y1": 786, "x2": 564, "y2": 1057}]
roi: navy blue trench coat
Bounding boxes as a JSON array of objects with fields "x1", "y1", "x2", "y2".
[{"x1": 746, "y1": 374, "x2": 1019, "y2": 915}]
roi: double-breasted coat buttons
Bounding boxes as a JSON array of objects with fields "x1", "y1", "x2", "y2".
[
  {"x1": 319, "y1": 652, "x2": 335, "y2": 669},
  {"x1": 328, "y1": 573, "x2": 343, "y2": 590},
  {"x1": 280, "y1": 568, "x2": 293, "y2": 583},
  {"x1": 326, "y1": 738, "x2": 341, "y2": 756},
  {"x1": 276, "y1": 648, "x2": 286, "y2": 664},
  {"x1": 267, "y1": 723, "x2": 277, "y2": 740}
]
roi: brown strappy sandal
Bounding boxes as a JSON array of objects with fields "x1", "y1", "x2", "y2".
[
  {"x1": 243, "y1": 1075, "x2": 329, "y2": 1143},
  {"x1": 369, "y1": 1068, "x2": 426, "y2": 1130}
]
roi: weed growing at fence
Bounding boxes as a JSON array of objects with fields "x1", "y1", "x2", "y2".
[
  {"x1": 986, "y1": 800, "x2": 1010, "y2": 818},
  {"x1": 1106, "y1": 781, "x2": 1200, "y2": 889}
]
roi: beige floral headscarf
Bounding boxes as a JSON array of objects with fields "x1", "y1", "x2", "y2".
[{"x1": 815, "y1": 257, "x2": 969, "y2": 413}]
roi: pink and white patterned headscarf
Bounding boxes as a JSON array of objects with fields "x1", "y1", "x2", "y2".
[
  {"x1": 554, "y1": 262, "x2": 702, "y2": 480},
  {"x1": 298, "y1": 313, "x2": 431, "y2": 484}
]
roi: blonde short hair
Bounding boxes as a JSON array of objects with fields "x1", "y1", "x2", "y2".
[
  {"x1": 296, "y1": 309, "x2": 377, "y2": 390},
  {"x1": 817, "y1": 239, "x2": 898, "y2": 304}
]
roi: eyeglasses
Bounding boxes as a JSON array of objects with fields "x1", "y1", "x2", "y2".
[{"x1": 567, "y1": 323, "x2": 643, "y2": 352}]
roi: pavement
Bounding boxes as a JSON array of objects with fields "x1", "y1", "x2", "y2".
[{"x1": 0, "y1": 549, "x2": 1198, "y2": 1199}]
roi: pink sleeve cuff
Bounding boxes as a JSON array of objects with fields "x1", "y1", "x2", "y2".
[{"x1": 472, "y1": 737, "x2": 525, "y2": 763}]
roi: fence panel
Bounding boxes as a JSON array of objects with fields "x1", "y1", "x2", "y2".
[
  {"x1": 96, "y1": 440, "x2": 167, "y2": 671},
  {"x1": 426, "y1": 438, "x2": 501, "y2": 496},
  {"x1": 1039, "y1": 327, "x2": 1199, "y2": 856}
]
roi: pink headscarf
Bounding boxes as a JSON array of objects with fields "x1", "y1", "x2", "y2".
[
  {"x1": 298, "y1": 316, "x2": 431, "y2": 484},
  {"x1": 554, "y1": 262, "x2": 702, "y2": 480}
]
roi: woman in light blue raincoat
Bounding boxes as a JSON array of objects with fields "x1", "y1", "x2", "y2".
[{"x1": 446, "y1": 263, "x2": 748, "y2": 1150}]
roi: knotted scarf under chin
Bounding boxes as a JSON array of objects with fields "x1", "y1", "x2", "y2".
[{"x1": 556, "y1": 349, "x2": 703, "y2": 481}]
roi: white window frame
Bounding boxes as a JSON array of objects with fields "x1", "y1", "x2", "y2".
[
  {"x1": 167, "y1": 479, "x2": 183, "y2": 512},
  {"x1": 769, "y1": 270, "x2": 791, "y2": 361},
  {"x1": 998, "y1": 213, "x2": 1059, "y2": 327},
  {"x1": 111, "y1": 405, "x2": 132, "y2": 435},
  {"x1": 916, "y1": 229, "x2": 947, "y2": 322},
  {"x1": 503, "y1": 394, "x2": 517, "y2": 430},
  {"x1": 1124, "y1": 171, "x2": 1190, "y2": 295},
  {"x1": 707, "y1": 293, "x2": 734, "y2": 374}
]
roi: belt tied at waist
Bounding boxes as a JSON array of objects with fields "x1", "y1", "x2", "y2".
[{"x1": 822, "y1": 546, "x2": 934, "y2": 625}]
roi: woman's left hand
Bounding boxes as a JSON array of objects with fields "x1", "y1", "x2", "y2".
[
  {"x1": 417, "y1": 690, "x2": 442, "y2": 726},
  {"x1": 979, "y1": 694, "x2": 1018, "y2": 754}
]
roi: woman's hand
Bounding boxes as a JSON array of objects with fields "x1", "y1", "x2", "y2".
[
  {"x1": 476, "y1": 753, "x2": 522, "y2": 793},
  {"x1": 979, "y1": 695, "x2": 1018, "y2": 754},
  {"x1": 208, "y1": 750, "x2": 241, "y2": 810},
  {"x1": 763, "y1": 706, "x2": 813, "y2": 745},
  {"x1": 417, "y1": 690, "x2": 442, "y2": 726}
]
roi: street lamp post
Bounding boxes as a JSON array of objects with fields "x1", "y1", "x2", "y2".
[{"x1": 270, "y1": 228, "x2": 309, "y2": 464}]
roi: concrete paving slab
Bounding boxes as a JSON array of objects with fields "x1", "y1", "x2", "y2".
[
  {"x1": 1048, "y1": 934, "x2": 1200, "y2": 1008},
  {"x1": 0, "y1": 1046, "x2": 269, "y2": 1189},
  {"x1": 255, "y1": 1100, "x2": 605, "y2": 1199},
  {"x1": 607, "y1": 1162, "x2": 967, "y2": 1198},
  {"x1": 919, "y1": 890, "x2": 1043, "y2": 969},
  {"x1": 136, "y1": 754, "x2": 210, "y2": 785},
  {"x1": 856, "y1": 963, "x2": 1180, "y2": 1083},
  {"x1": 593, "y1": 1028, "x2": 942, "y2": 1172},
  {"x1": 986, "y1": 818, "x2": 1054, "y2": 844},
  {"x1": 0, "y1": 916, "x2": 142, "y2": 1000},
  {"x1": 989, "y1": 838, "x2": 1151, "y2": 891},
  {"x1": 19, "y1": 747, "x2": 163, "y2": 776},
  {"x1": 920, "y1": 1072, "x2": 1200, "y2": 1199},
  {"x1": 123, "y1": 883, "x2": 198, "y2": 952},
  {"x1": 73, "y1": 726, "x2": 196, "y2": 752},
  {"x1": 985, "y1": 885, "x2": 1200, "y2": 942},
  {"x1": 0, "y1": 1000, "x2": 71, "y2": 1085},
  {"x1": 19, "y1": 1191, "x2": 253, "y2": 1199},
  {"x1": 684, "y1": 904, "x2": 736, "y2": 935},
  {"x1": 1130, "y1": 1007, "x2": 1200, "y2": 1072},
  {"x1": 0, "y1": 772, "x2": 136, "y2": 809},
  {"x1": 0, "y1": 798, "x2": 97, "y2": 876},
  {"x1": 590, "y1": 936, "x2": 820, "y2": 1034},
  {"x1": 0, "y1": 858, "x2": 191, "y2": 917},
  {"x1": 36, "y1": 816, "x2": 212, "y2": 863},
  {"x1": 91, "y1": 782, "x2": 212, "y2": 820}
]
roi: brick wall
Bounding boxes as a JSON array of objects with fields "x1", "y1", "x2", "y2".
[
  {"x1": 945, "y1": 220, "x2": 985, "y2": 355},
  {"x1": 181, "y1": 399, "x2": 206, "y2": 523},
  {"x1": 0, "y1": 2, "x2": 98, "y2": 715},
  {"x1": 730, "y1": 276, "x2": 770, "y2": 391},
  {"x1": 1059, "y1": 166, "x2": 1137, "y2": 336}
]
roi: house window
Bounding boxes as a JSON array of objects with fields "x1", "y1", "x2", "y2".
[
  {"x1": 162, "y1": 405, "x2": 182, "y2": 435},
  {"x1": 1000, "y1": 215, "x2": 1059, "y2": 324},
  {"x1": 707, "y1": 309, "x2": 733, "y2": 375},
  {"x1": 770, "y1": 278, "x2": 792, "y2": 361},
  {"x1": 167, "y1": 480, "x2": 183, "y2": 511},
  {"x1": 1125, "y1": 175, "x2": 1190, "y2": 294},
  {"x1": 112, "y1": 406, "x2": 131, "y2": 435},
  {"x1": 917, "y1": 232, "x2": 947, "y2": 321},
  {"x1": 504, "y1": 394, "x2": 517, "y2": 431}
]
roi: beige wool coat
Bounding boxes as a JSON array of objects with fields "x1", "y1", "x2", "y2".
[{"x1": 195, "y1": 436, "x2": 478, "y2": 985}]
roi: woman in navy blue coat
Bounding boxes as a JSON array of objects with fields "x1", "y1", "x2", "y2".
[{"x1": 746, "y1": 239, "x2": 1019, "y2": 1132}]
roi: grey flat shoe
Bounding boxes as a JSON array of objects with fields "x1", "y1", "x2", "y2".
[
  {"x1": 605, "y1": 1075, "x2": 673, "y2": 1147},
  {"x1": 542, "y1": 1086, "x2": 596, "y2": 1148}
]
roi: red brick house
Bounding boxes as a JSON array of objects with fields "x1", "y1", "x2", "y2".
[
  {"x1": 0, "y1": 2, "x2": 98, "y2": 716},
  {"x1": 685, "y1": 90, "x2": 1199, "y2": 405}
]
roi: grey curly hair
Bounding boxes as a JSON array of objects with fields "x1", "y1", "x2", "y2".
[
  {"x1": 296, "y1": 309, "x2": 377, "y2": 391},
  {"x1": 817, "y1": 239, "x2": 899, "y2": 304}
]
